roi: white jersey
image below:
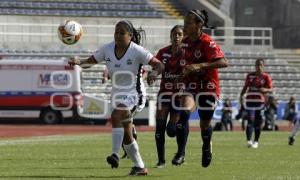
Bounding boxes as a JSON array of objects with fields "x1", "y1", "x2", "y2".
[{"x1": 93, "y1": 41, "x2": 153, "y2": 110}]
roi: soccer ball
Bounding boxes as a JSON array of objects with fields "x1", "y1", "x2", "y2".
[{"x1": 58, "y1": 20, "x2": 83, "y2": 45}]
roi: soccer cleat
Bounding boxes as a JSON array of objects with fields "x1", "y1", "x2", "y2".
[
  {"x1": 172, "y1": 153, "x2": 185, "y2": 166},
  {"x1": 289, "y1": 136, "x2": 295, "y2": 145},
  {"x1": 129, "y1": 167, "x2": 148, "y2": 176},
  {"x1": 202, "y1": 142, "x2": 212, "y2": 168},
  {"x1": 247, "y1": 141, "x2": 253, "y2": 148},
  {"x1": 156, "y1": 160, "x2": 166, "y2": 168},
  {"x1": 106, "y1": 153, "x2": 119, "y2": 168},
  {"x1": 252, "y1": 141, "x2": 258, "y2": 148}
]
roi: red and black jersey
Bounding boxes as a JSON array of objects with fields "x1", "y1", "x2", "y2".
[
  {"x1": 181, "y1": 33, "x2": 224, "y2": 97},
  {"x1": 156, "y1": 45, "x2": 185, "y2": 93},
  {"x1": 244, "y1": 72, "x2": 272, "y2": 102}
]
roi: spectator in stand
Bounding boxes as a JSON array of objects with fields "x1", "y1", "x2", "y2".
[
  {"x1": 263, "y1": 95, "x2": 277, "y2": 131},
  {"x1": 288, "y1": 112, "x2": 300, "y2": 145},
  {"x1": 221, "y1": 99, "x2": 233, "y2": 131},
  {"x1": 283, "y1": 96, "x2": 297, "y2": 130},
  {"x1": 235, "y1": 104, "x2": 248, "y2": 131}
]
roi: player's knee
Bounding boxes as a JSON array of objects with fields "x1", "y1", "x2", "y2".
[
  {"x1": 166, "y1": 121, "x2": 176, "y2": 137},
  {"x1": 112, "y1": 109, "x2": 129, "y2": 121}
]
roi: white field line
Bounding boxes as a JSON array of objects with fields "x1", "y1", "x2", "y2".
[{"x1": 0, "y1": 134, "x2": 101, "y2": 146}]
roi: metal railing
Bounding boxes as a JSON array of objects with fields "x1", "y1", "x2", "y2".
[{"x1": 0, "y1": 22, "x2": 273, "y2": 51}]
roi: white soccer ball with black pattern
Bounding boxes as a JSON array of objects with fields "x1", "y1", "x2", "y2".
[{"x1": 58, "y1": 20, "x2": 83, "y2": 45}]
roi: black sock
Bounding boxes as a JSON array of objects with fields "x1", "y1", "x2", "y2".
[
  {"x1": 201, "y1": 126, "x2": 212, "y2": 149},
  {"x1": 155, "y1": 120, "x2": 166, "y2": 162},
  {"x1": 176, "y1": 111, "x2": 190, "y2": 156},
  {"x1": 254, "y1": 126, "x2": 261, "y2": 142},
  {"x1": 246, "y1": 124, "x2": 253, "y2": 141}
]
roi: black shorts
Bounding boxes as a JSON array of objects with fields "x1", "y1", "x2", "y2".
[
  {"x1": 182, "y1": 89, "x2": 217, "y2": 121},
  {"x1": 197, "y1": 94, "x2": 217, "y2": 121},
  {"x1": 245, "y1": 102, "x2": 264, "y2": 125}
]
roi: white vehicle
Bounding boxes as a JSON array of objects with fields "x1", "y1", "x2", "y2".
[{"x1": 0, "y1": 59, "x2": 109, "y2": 124}]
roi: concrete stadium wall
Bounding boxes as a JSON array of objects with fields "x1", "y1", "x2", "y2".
[{"x1": 233, "y1": 0, "x2": 300, "y2": 49}]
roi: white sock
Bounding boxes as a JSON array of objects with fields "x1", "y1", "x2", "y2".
[
  {"x1": 291, "y1": 120, "x2": 300, "y2": 138},
  {"x1": 124, "y1": 140, "x2": 145, "y2": 168},
  {"x1": 112, "y1": 128, "x2": 124, "y2": 156}
]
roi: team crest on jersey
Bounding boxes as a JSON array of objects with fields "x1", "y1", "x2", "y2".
[
  {"x1": 127, "y1": 59, "x2": 133, "y2": 65},
  {"x1": 105, "y1": 58, "x2": 111, "y2": 62},
  {"x1": 180, "y1": 59, "x2": 186, "y2": 66},
  {"x1": 194, "y1": 49, "x2": 202, "y2": 58}
]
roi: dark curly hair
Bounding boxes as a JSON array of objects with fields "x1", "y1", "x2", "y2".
[{"x1": 117, "y1": 20, "x2": 146, "y2": 45}]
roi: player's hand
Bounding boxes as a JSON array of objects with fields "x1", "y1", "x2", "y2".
[
  {"x1": 147, "y1": 71, "x2": 158, "y2": 86},
  {"x1": 259, "y1": 88, "x2": 267, "y2": 93},
  {"x1": 182, "y1": 65, "x2": 195, "y2": 76},
  {"x1": 68, "y1": 56, "x2": 81, "y2": 66},
  {"x1": 183, "y1": 64, "x2": 204, "y2": 76}
]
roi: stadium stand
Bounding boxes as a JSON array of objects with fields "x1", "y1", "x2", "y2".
[{"x1": 0, "y1": 0, "x2": 187, "y2": 18}]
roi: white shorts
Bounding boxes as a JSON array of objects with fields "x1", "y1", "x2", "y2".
[{"x1": 111, "y1": 93, "x2": 146, "y2": 116}]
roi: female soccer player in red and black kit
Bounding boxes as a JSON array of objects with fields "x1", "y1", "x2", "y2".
[
  {"x1": 179, "y1": 9, "x2": 228, "y2": 168},
  {"x1": 240, "y1": 59, "x2": 273, "y2": 148},
  {"x1": 155, "y1": 25, "x2": 187, "y2": 167}
]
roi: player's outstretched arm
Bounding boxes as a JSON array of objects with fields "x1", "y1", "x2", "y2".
[
  {"x1": 68, "y1": 55, "x2": 98, "y2": 69},
  {"x1": 147, "y1": 57, "x2": 165, "y2": 85},
  {"x1": 182, "y1": 58, "x2": 228, "y2": 77}
]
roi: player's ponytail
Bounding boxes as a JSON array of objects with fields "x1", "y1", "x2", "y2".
[
  {"x1": 132, "y1": 27, "x2": 146, "y2": 45},
  {"x1": 117, "y1": 20, "x2": 146, "y2": 45}
]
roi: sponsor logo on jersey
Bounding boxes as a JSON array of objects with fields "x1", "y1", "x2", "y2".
[
  {"x1": 127, "y1": 59, "x2": 133, "y2": 65},
  {"x1": 115, "y1": 64, "x2": 121, "y2": 68},
  {"x1": 164, "y1": 72, "x2": 180, "y2": 79},
  {"x1": 105, "y1": 58, "x2": 111, "y2": 62}
]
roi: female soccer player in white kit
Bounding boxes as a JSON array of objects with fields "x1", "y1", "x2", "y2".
[{"x1": 68, "y1": 20, "x2": 164, "y2": 176}]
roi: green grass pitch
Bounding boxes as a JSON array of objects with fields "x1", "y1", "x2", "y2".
[{"x1": 0, "y1": 132, "x2": 299, "y2": 180}]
